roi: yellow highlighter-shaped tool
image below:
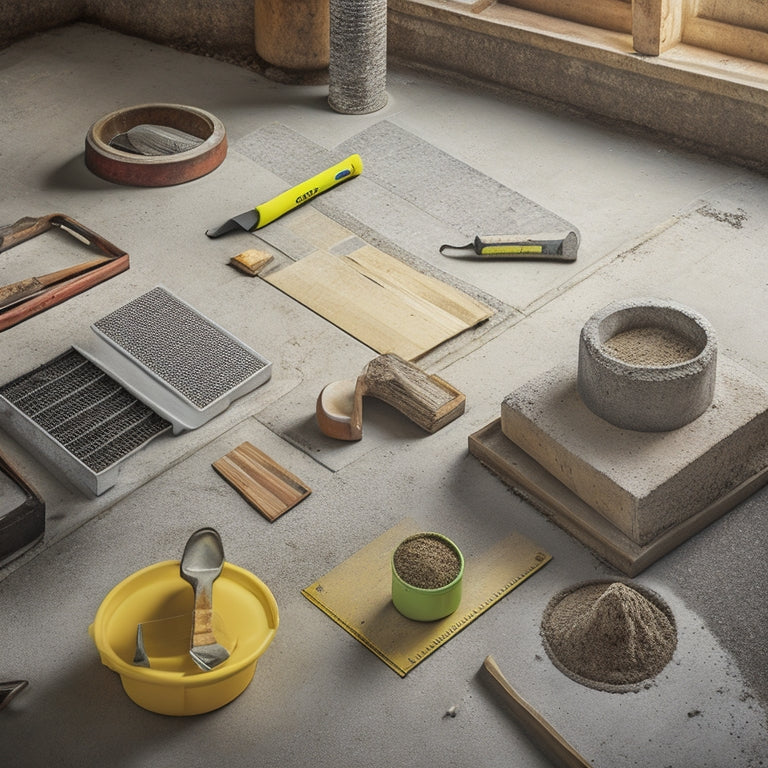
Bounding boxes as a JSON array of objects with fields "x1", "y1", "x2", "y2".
[
  {"x1": 206, "y1": 154, "x2": 363, "y2": 238},
  {"x1": 439, "y1": 230, "x2": 579, "y2": 262}
]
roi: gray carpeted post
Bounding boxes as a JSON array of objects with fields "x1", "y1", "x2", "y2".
[{"x1": 328, "y1": 0, "x2": 388, "y2": 114}]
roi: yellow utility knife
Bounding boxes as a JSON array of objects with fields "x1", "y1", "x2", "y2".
[{"x1": 206, "y1": 154, "x2": 363, "y2": 238}]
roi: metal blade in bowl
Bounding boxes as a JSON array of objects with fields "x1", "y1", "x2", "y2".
[
  {"x1": 179, "y1": 527, "x2": 230, "y2": 671},
  {"x1": 0, "y1": 680, "x2": 28, "y2": 712},
  {"x1": 132, "y1": 623, "x2": 150, "y2": 668},
  {"x1": 109, "y1": 124, "x2": 204, "y2": 156}
]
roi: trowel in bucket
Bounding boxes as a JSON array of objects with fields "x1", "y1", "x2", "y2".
[
  {"x1": 205, "y1": 154, "x2": 363, "y2": 237},
  {"x1": 180, "y1": 528, "x2": 229, "y2": 671}
]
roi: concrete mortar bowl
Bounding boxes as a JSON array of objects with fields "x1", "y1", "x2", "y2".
[{"x1": 577, "y1": 298, "x2": 717, "y2": 432}]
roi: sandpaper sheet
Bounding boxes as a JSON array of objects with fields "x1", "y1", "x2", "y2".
[
  {"x1": 302, "y1": 518, "x2": 551, "y2": 676},
  {"x1": 236, "y1": 121, "x2": 575, "y2": 251}
]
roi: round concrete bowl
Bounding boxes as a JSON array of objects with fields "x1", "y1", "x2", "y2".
[
  {"x1": 577, "y1": 298, "x2": 717, "y2": 432},
  {"x1": 85, "y1": 103, "x2": 227, "y2": 186}
]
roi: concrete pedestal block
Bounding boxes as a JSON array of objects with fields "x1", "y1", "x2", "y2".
[{"x1": 500, "y1": 356, "x2": 768, "y2": 547}]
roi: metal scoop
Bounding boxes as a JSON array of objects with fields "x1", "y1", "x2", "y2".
[
  {"x1": 179, "y1": 528, "x2": 230, "y2": 671},
  {"x1": 132, "y1": 623, "x2": 150, "y2": 668},
  {"x1": 0, "y1": 680, "x2": 28, "y2": 712}
]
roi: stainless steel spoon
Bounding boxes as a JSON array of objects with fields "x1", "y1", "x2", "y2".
[{"x1": 179, "y1": 528, "x2": 229, "y2": 671}]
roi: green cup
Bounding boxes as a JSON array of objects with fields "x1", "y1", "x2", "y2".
[{"x1": 391, "y1": 533, "x2": 464, "y2": 622}]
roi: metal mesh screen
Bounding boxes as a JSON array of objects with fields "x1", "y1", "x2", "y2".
[
  {"x1": 0, "y1": 349, "x2": 170, "y2": 473},
  {"x1": 92, "y1": 286, "x2": 267, "y2": 410}
]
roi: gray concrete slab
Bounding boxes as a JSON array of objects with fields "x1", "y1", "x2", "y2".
[
  {"x1": 0, "y1": 23, "x2": 766, "y2": 768},
  {"x1": 500, "y1": 356, "x2": 768, "y2": 545}
]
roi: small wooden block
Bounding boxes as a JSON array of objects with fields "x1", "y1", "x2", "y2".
[
  {"x1": 229, "y1": 248, "x2": 273, "y2": 276},
  {"x1": 212, "y1": 441, "x2": 311, "y2": 521}
]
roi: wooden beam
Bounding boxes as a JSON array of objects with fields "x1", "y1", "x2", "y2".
[
  {"x1": 683, "y1": 16, "x2": 768, "y2": 63},
  {"x1": 632, "y1": 0, "x2": 683, "y2": 55}
]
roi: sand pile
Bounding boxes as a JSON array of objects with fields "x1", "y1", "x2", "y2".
[
  {"x1": 604, "y1": 326, "x2": 698, "y2": 366},
  {"x1": 393, "y1": 534, "x2": 461, "y2": 590},
  {"x1": 541, "y1": 580, "x2": 677, "y2": 692}
]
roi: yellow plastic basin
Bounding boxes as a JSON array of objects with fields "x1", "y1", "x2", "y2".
[{"x1": 89, "y1": 560, "x2": 278, "y2": 716}]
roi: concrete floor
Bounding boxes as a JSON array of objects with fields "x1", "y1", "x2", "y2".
[{"x1": 1, "y1": 22, "x2": 767, "y2": 768}]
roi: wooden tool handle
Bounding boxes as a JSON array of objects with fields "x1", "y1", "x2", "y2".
[
  {"x1": 0, "y1": 215, "x2": 53, "y2": 252},
  {"x1": 191, "y1": 607, "x2": 218, "y2": 647},
  {"x1": 0, "y1": 257, "x2": 111, "y2": 311},
  {"x1": 482, "y1": 656, "x2": 592, "y2": 768},
  {"x1": 0, "y1": 278, "x2": 43, "y2": 311}
]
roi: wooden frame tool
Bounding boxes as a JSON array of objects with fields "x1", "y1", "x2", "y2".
[{"x1": 0, "y1": 213, "x2": 129, "y2": 332}]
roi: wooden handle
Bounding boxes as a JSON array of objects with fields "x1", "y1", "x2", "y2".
[
  {"x1": 0, "y1": 257, "x2": 111, "y2": 311},
  {"x1": 191, "y1": 607, "x2": 218, "y2": 647},
  {"x1": 0, "y1": 215, "x2": 53, "y2": 252},
  {"x1": 482, "y1": 656, "x2": 592, "y2": 768},
  {"x1": 0, "y1": 278, "x2": 44, "y2": 311}
]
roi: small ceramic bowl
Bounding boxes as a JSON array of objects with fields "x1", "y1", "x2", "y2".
[{"x1": 391, "y1": 533, "x2": 464, "y2": 622}]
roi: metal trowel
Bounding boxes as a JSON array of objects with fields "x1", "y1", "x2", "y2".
[
  {"x1": 180, "y1": 527, "x2": 230, "y2": 671},
  {"x1": 205, "y1": 154, "x2": 363, "y2": 237}
]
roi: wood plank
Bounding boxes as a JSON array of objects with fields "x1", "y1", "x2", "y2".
[
  {"x1": 264, "y1": 248, "x2": 493, "y2": 360},
  {"x1": 343, "y1": 245, "x2": 493, "y2": 327},
  {"x1": 498, "y1": 0, "x2": 632, "y2": 33},
  {"x1": 694, "y1": 0, "x2": 768, "y2": 33},
  {"x1": 212, "y1": 442, "x2": 311, "y2": 522},
  {"x1": 632, "y1": 0, "x2": 683, "y2": 55},
  {"x1": 683, "y1": 16, "x2": 768, "y2": 62},
  {"x1": 482, "y1": 656, "x2": 592, "y2": 768}
]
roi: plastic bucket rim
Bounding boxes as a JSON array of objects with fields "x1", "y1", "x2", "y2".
[{"x1": 91, "y1": 559, "x2": 278, "y2": 687}]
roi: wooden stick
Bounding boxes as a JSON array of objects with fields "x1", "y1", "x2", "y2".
[
  {"x1": 0, "y1": 213, "x2": 130, "y2": 332},
  {"x1": 0, "y1": 257, "x2": 111, "y2": 310},
  {"x1": 315, "y1": 354, "x2": 465, "y2": 440},
  {"x1": 481, "y1": 655, "x2": 591, "y2": 768},
  {"x1": 360, "y1": 354, "x2": 465, "y2": 433}
]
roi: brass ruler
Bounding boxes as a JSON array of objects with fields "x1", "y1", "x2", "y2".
[{"x1": 302, "y1": 518, "x2": 551, "y2": 676}]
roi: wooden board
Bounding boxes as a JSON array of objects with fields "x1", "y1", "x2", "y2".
[
  {"x1": 263, "y1": 245, "x2": 494, "y2": 361},
  {"x1": 212, "y1": 442, "x2": 311, "y2": 522}
]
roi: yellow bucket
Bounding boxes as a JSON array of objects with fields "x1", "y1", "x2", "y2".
[{"x1": 89, "y1": 560, "x2": 278, "y2": 716}]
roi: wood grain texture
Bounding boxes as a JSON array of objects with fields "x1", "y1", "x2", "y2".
[
  {"x1": 263, "y1": 247, "x2": 493, "y2": 360},
  {"x1": 482, "y1": 655, "x2": 591, "y2": 768},
  {"x1": 361, "y1": 353, "x2": 465, "y2": 433},
  {"x1": 212, "y1": 442, "x2": 311, "y2": 521},
  {"x1": 0, "y1": 213, "x2": 129, "y2": 332},
  {"x1": 632, "y1": 0, "x2": 683, "y2": 55}
]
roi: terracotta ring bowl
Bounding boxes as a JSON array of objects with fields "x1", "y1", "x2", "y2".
[{"x1": 85, "y1": 103, "x2": 227, "y2": 187}]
